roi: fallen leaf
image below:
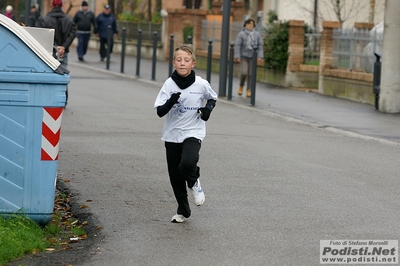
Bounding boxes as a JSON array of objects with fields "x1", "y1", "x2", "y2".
[
  {"x1": 80, "y1": 204, "x2": 88, "y2": 209},
  {"x1": 32, "y1": 249, "x2": 40, "y2": 255}
]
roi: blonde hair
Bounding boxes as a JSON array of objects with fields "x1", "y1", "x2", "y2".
[{"x1": 173, "y1": 44, "x2": 196, "y2": 62}]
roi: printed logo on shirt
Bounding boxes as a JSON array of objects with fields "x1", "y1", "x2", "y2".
[{"x1": 173, "y1": 98, "x2": 198, "y2": 115}]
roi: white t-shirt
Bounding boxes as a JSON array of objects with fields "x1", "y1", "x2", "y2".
[{"x1": 154, "y1": 75, "x2": 218, "y2": 143}]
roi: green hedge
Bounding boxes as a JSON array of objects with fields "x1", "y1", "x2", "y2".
[{"x1": 263, "y1": 11, "x2": 289, "y2": 71}]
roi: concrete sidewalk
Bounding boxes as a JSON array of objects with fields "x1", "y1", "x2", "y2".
[{"x1": 67, "y1": 47, "x2": 400, "y2": 145}]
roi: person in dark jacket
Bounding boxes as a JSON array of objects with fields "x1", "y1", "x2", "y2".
[
  {"x1": 41, "y1": 0, "x2": 76, "y2": 68},
  {"x1": 28, "y1": 5, "x2": 41, "y2": 27},
  {"x1": 73, "y1": 1, "x2": 96, "y2": 61},
  {"x1": 41, "y1": 0, "x2": 76, "y2": 107},
  {"x1": 95, "y1": 4, "x2": 118, "y2": 61}
]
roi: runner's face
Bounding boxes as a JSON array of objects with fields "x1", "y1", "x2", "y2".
[{"x1": 172, "y1": 50, "x2": 196, "y2": 77}]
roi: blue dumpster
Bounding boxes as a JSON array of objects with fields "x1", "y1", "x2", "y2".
[{"x1": 0, "y1": 15, "x2": 70, "y2": 224}]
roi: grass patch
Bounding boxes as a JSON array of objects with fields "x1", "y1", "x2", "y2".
[
  {"x1": 304, "y1": 60, "x2": 320, "y2": 66},
  {"x1": 0, "y1": 186, "x2": 88, "y2": 265},
  {"x1": 0, "y1": 214, "x2": 47, "y2": 265}
]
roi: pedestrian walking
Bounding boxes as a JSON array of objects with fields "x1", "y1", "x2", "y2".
[
  {"x1": 234, "y1": 18, "x2": 264, "y2": 98},
  {"x1": 4, "y1": 5, "x2": 15, "y2": 21},
  {"x1": 95, "y1": 4, "x2": 118, "y2": 61},
  {"x1": 40, "y1": 0, "x2": 76, "y2": 106},
  {"x1": 40, "y1": 0, "x2": 76, "y2": 68},
  {"x1": 154, "y1": 44, "x2": 217, "y2": 223},
  {"x1": 28, "y1": 5, "x2": 41, "y2": 27},
  {"x1": 73, "y1": 1, "x2": 96, "y2": 61}
]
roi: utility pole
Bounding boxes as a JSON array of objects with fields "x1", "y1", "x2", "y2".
[
  {"x1": 25, "y1": 0, "x2": 30, "y2": 25},
  {"x1": 379, "y1": 0, "x2": 400, "y2": 113},
  {"x1": 218, "y1": 0, "x2": 231, "y2": 97},
  {"x1": 313, "y1": 0, "x2": 318, "y2": 30}
]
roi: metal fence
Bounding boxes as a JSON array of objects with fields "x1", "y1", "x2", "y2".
[
  {"x1": 116, "y1": 21, "x2": 162, "y2": 43},
  {"x1": 332, "y1": 28, "x2": 383, "y2": 73},
  {"x1": 304, "y1": 28, "x2": 321, "y2": 65},
  {"x1": 200, "y1": 20, "x2": 243, "y2": 53}
]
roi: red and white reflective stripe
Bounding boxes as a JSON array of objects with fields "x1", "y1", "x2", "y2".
[{"x1": 41, "y1": 107, "x2": 63, "y2": 161}]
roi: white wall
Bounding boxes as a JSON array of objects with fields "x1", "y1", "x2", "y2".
[{"x1": 263, "y1": 0, "x2": 385, "y2": 30}]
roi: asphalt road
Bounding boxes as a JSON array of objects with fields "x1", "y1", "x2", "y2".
[
  {"x1": 38, "y1": 62, "x2": 400, "y2": 266},
  {"x1": 68, "y1": 47, "x2": 400, "y2": 145}
]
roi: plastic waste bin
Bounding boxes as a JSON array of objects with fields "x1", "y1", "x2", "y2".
[{"x1": 0, "y1": 15, "x2": 70, "y2": 224}]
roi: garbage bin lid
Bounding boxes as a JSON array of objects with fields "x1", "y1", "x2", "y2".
[{"x1": 0, "y1": 14, "x2": 68, "y2": 74}]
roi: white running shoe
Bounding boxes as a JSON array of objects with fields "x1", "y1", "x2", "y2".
[
  {"x1": 191, "y1": 179, "x2": 205, "y2": 206},
  {"x1": 171, "y1": 214, "x2": 185, "y2": 223}
]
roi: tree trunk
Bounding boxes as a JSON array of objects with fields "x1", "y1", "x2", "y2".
[
  {"x1": 156, "y1": 0, "x2": 161, "y2": 12},
  {"x1": 131, "y1": 0, "x2": 138, "y2": 14},
  {"x1": 313, "y1": 0, "x2": 318, "y2": 30},
  {"x1": 109, "y1": 0, "x2": 115, "y2": 15}
]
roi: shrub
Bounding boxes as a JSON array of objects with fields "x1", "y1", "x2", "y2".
[
  {"x1": 152, "y1": 12, "x2": 163, "y2": 23},
  {"x1": 264, "y1": 20, "x2": 289, "y2": 71},
  {"x1": 183, "y1": 26, "x2": 194, "y2": 44},
  {"x1": 118, "y1": 11, "x2": 140, "y2": 22}
]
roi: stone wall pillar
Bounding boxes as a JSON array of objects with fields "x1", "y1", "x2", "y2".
[
  {"x1": 318, "y1": 21, "x2": 340, "y2": 94},
  {"x1": 164, "y1": 8, "x2": 208, "y2": 61},
  {"x1": 286, "y1": 20, "x2": 305, "y2": 72}
]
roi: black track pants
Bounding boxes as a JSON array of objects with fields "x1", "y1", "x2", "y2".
[{"x1": 165, "y1": 137, "x2": 201, "y2": 218}]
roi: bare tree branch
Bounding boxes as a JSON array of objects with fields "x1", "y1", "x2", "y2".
[
  {"x1": 287, "y1": 0, "x2": 369, "y2": 28},
  {"x1": 369, "y1": 0, "x2": 375, "y2": 22}
]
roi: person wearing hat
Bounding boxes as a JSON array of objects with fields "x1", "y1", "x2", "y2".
[
  {"x1": 40, "y1": 0, "x2": 76, "y2": 106},
  {"x1": 41, "y1": 0, "x2": 76, "y2": 68},
  {"x1": 73, "y1": 1, "x2": 96, "y2": 61},
  {"x1": 95, "y1": 4, "x2": 118, "y2": 61},
  {"x1": 4, "y1": 5, "x2": 15, "y2": 21}
]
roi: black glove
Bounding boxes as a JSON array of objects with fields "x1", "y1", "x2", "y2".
[
  {"x1": 157, "y1": 92, "x2": 181, "y2": 117},
  {"x1": 169, "y1": 92, "x2": 181, "y2": 104},
  {"x1": 198, "y1": 107, "x2": 211, "y2": 121}
]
